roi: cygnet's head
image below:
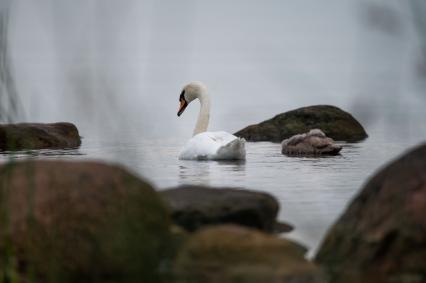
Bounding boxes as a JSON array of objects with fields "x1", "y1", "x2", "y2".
[{"x1": 177, "y1": 81, "x2": 207, "y2": 116}]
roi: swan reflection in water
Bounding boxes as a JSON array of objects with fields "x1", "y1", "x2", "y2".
[{"x1": 178, "y1": 160, "x2": 246, "y2": 186}]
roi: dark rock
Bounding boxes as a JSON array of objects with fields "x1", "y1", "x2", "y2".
[
  {"x1": 0, "y1": 122, "x2": 81, "y2": 151},
  {"x1": 315, "y1": 143, "x2": 426, "y2": 283},
  {"x1": 174, "y1": 225, "x2": 325, "y2": 283},
  {"x1": 234, "y1": 105, "x2": 367, "y2": 142},
  {"x1": 282, "y1": 129, "x2": 342, "y2": 156},
  {"x1": 0, "y1": 160, "x2": 173, "y2": 283},
  {"x1": 161, "y1": 185, "x2": 292, "y2": 233}
]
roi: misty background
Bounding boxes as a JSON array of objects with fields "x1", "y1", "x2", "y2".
[{"x1": 1, "y1": 0, "x2": 425, "y2": 141}]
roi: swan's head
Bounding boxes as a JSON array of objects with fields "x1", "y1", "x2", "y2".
[{"x1": 177, "y1": 81, "x2": 207, "y2": 116}]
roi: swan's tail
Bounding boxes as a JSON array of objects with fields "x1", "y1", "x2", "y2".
[{"x1": 216, "y1": 138, "x2": 246, "y2": 160}]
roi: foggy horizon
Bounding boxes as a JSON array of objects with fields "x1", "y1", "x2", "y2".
[{"x1": 3, "y1": 0, "x2": 425, "y2": 141}]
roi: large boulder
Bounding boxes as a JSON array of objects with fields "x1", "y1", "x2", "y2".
[
  {"x1": 234, "y1": 105, "x2": 367, "y2": 142},
  {"x1": 161, "y1": 185, "x2": 292, "y2": 233},
  {"x1": 315, "y1": 144, "x2": 426, "y2": 283},
  {"x1": 174, "y1": 225, "x2": 325, "y2": 283},
  {"x1": 0, "y1": 122, "x2": 81, "y2": 151},
  {"x1": 0, "y1": 160, "x2": 173, "y2": 283}
]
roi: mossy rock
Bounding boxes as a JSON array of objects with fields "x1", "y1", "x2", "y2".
[
  {"x1": 174, "y1": 225, "x2": 325, "y2": 283},
  {"x1": 315, "y1": 143, "x2": 426, "y2": 283},
  {"x1": 234, "y1": 105, "x2": 367, "y2": 142},
  {"x1": 0, "y1": 160, "x2": 174, "y2": 283},
  {"x1": 0, "y1": 122, "x2": 81, "y2": 151}
]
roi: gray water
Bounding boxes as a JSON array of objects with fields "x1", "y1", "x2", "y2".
[{"x1": 1, "y1": 119, "x2": 425, "y2": 257}]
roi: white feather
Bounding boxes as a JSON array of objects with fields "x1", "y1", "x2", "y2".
[{"x1": 179, "y1": 131, "x2": 246, "y2": 160}]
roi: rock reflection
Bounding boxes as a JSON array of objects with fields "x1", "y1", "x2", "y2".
[{"x1": 0, "y1": 148, "x2": 84, "y2": 161}]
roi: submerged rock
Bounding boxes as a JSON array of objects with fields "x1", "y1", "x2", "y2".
[
  {"x1": 315, "y1": 143, "x2": 426, "y2": 283},
  {"x1": 161, "y1": 185, "x2": 293, "y2": 233},
  {"x1": 174, "y1": 225, "x2": 325, "y2": 283},
  {"x1": 0, "y1": 160, "x2": 173, "y2": 283},
  {"x1": 0, "y1": 122, "x2": 81, "y2": 151},
  {"x1": 234, "y1": 105, "x2": 367, "y2": 142},
  {"x1": 282, "y1": 129, "x2": 342, "y2": 156}
]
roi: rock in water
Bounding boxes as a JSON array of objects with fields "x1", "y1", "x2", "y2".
[
  {"x1": 0, "y1": 122, "x2": 81, "y2": 150},
  {"x1": 0, "y1": 160, "x2": 173, "y2": 283},
  {"x1": 161, "y1": 185, "x2": 293, "y2": 233},
  {"x1": 282, "y1": 129, "x2": 342, "y2": 156},
  {"x1": 234, "y1": 105, "x2": 367, "y2": 142},
  {"x1": 174, "y1": 225, "x2": 325, "y2": 283},
  {"x1": 315, "y1": 143, "x2": 426, "y2": 283}
]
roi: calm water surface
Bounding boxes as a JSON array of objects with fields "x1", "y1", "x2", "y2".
[{"x1": 1, "y1": 124, "x2": 425, "y2": 257}]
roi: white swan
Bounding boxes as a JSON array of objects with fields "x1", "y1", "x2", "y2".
[{"x1": 177, "y1": 82, "x2": 246, "y2": 160}]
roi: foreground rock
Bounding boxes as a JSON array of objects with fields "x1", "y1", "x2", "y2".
[
  {"x1": 235, "y1": 105, "x2": 367, "y2": 142},
  {"x1": 161, "y1": 185, "x2": 292, "y2": 233},
  {"x1": 0, "y1": 160, "x2": 173, "y2": 282},
  {"x1": 0, "y1": 122, "x2": 81, "y2": 151},
  {"x1": 315, "y1": 144, "x2": 426, "y2": 283},
  {"x1": 174, "y1": 225, "x2": 325, "y2": 283},
  {"x1": 282, "y1": 129, "x2": 342, "y2": 156}
]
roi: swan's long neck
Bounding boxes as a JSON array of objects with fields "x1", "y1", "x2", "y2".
[{"x1": 193, "y1": 91, "x2": 210, "y2": 136}]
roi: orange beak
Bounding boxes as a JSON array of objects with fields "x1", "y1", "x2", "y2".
[{"x1": 177, "y1": 99, "x2": 188, "y2": 116}]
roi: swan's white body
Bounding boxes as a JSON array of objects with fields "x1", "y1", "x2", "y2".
[
  {"x1": 179, "y1": 131, "x2": 246, "y2": 160},
  {"x1": 177, "y1": 82, "x2": 246, "y2": 160}
]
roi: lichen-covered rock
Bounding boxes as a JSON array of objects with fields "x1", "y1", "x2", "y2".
[
  {"x1": 282, "y1": 129, "x2": 342, "y2": 156},
  {"x1": 315, "y1": 143, "x2": 426, "y2": 283},
  {"x1": 174, "y1": 225, "x2": 325, "y2": 283},
  {"x1": 0, "y1": 160, "x2": 173, "y2": 283},
  {"x1": 0, "y1": 122, "x2": 81, "y2": 151},
  {"x1": 161, "y1": 185, "x2": 292, "y2": 233},
  {"x1": 234, "y1": 105, "x2": 367, "y2": 142}
]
